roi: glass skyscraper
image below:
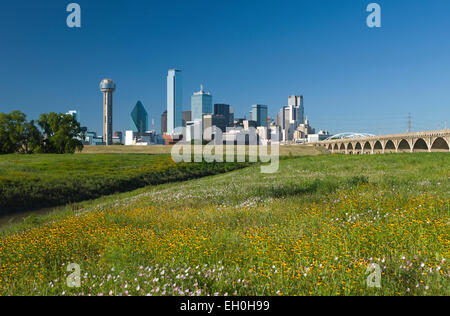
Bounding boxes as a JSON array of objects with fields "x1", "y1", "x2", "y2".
[
  {"x1": 214, "y1": 104, "x2": 232, "y2": 127},
  {"x1": 167, "y1": 69, "x2": 182, "y2": 135},
  {"x1": 130, "y1": 101, "x2": 148, "y2": 134},
  {"x1": 250, "y1": 104, "x2": 268, "y2": 127},
  {"x1": 191, "y1": 85, "x2": 212, "y2": 122}
]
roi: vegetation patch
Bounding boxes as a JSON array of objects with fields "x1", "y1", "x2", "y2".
[
  {"x1": 0, "y1": 153, "x2": 448, "y2": 296},
  {"x1": 0, "y1": 154, "x2": 248, "y2": 215}
]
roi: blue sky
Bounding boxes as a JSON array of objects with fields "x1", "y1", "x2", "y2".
[{"x1": 0, "y1": 0, "x2": 449, "y2": 135}]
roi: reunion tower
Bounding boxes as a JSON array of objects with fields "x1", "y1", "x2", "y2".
[{"x1": 100, "y1": 79, "x2": 116, "y2": 145}]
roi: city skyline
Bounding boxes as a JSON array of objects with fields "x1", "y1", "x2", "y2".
[{"x1": 1, "y1": 0, "x2": 450, "y2": 136}]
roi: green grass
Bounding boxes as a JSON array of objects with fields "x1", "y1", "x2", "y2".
[
  {"x1": 0, "y1": 154, "x2": 248, "y2": 215},
  {"x1": 0, "y1": 153, "x2": 449, "y2": 296}
]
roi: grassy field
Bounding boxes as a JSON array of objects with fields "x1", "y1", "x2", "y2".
[
  {"x1": 0, "y1": 153, "x2": 449, "y2": 296},
  {"x1": 0, "y1": 154, "x2": 248, "y2": 215}
]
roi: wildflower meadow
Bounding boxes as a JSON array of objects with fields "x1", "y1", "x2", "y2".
[{"x1": 0, "y1": 153, "x2": 448, "y2": 296}]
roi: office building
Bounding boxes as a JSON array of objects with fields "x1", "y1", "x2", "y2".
[
  {"x1": 125, "y1": 130, "x2": 158, "y2": 146},
  {"x1": 191, "y1": 85, "x2": 212, "y2": 122},
  {"x1": 202, "y1": 114, "x2": 228, "y2": 141},
  {"x1": 229, "y1": 107, "x2": 235, "y2": 126},
  {"x1": 130, "y1": 101, "x2": 148, "y2": 134},
  {"x1": 308, "y1": 131, "x2": 330, "y2": 143},
  {"x1": 185, "y1": 120, "x2": 202, "y2": 142},
  {"x1": 249, "y1": 104, "x2": 268, "y2": 127},
  {"x1": 161, "y1": 111, "x2": 167, "y2": 134},
  {"x1": 214, "y1": 104, "x2": 232, "y2": 127},
  {"x1": 100, "y1": 79, "x2": 116, "y2": 145},
  {"x1": 243, "y1": 120, "x2": 257, "y2": 131},
  {"x1": 167, "y1": 69, "x2": 182, "y2": 135},
  {"x1": 182, "y1": 111, "x2": 192, "y2": 127},
  {"x1": 113, "y1": 131, "x2": 123, "y2": 144},
  {"x1": 270, "y1": 124, "x2": 282, "y2": 142},
  {"x1": 288, "y1": 95, "x2": 304, "y2": 126},
  {"x1": 85, "y1": 131, "x2": 105, "y2": 146}
]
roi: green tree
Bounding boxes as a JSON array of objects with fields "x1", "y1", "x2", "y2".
[
  {"x1": 38, "y1": 112, "x2": 84, "y2": 154},
  {"x1": 0, "y1": 111, "x2": 28, "y2": 154},
  {"x1": 21, "y1": 120, "x2": 43, "y2": 154}
]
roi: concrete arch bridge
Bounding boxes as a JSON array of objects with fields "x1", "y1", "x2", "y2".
[{"x1": 316, "y1": 130, "x2": 450, "y2": 154}]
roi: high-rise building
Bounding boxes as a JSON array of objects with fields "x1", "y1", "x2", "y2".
[
  {"x1": 100, "y1": 79, "x2": 116, "y2": 145},
  {"x1": 249, "y1": 104, "x2": 268, "y2": 127},
  {"x1": 276, "y1": 106, "x2": 291, "y2": 142},
  {"x1": 161, "y1": 111, "x2": 167, "y2": 134},
  {"x1": 130, "y1": 101, "x2": 148, "y2": 134},
  {"x1": 202, "y1": 114, "x2": 227, "y2": 141},
  {"x1": 214, "y1": 104, "x2": 232, "y2": 127},
  {"x1": 167, "y1": 69, "x2": 182, "y2": 135},
  {"x1": 191, "y1": 85, "x2": 212, "y2": 122},
  {"x1": 276, "y1": 107, "x2": 287, "y2": 129},
  {"x1": 288, "y1": 95, "x2": 304, "y2": 125},
  {"x1": 182, "y1": 111, "x2": 192, "y2": 127}
]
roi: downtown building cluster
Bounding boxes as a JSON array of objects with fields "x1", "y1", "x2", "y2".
[
  {"x1": 66, "y1": 71, "x2": 330, "y2": 146},
  {"x1": 161, "y1": 69, "x2": 330, "y2": 145}
]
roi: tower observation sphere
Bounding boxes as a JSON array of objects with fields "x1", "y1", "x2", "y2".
[{"x1": 100, "y1": 79, "x2": 116, "y2": 145}]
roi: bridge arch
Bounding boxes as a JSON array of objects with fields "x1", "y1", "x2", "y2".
[
  {"x1": 374, "y1": 141, "x2": 383, "y2": 153},
  {"x1": 347, "y1": 143, "x2": 354, "y2": 155},
  {"x1": 354, "y1": 142, "x2": 362, "y2": 154},
  {"x1": 413, "y1": 138, "x2": 429, "y2": 152},
  {"x1": 363, "y1": 142, "x2": 372, "y2": 154},
  {"x1": 340, "y1": 143, "x2": 346, "y2": 153},
  {"x1": 398, "y1": 139, "x2": 411, "y2": 152},
  {"x1": 384, "y1": 140, "x2": 396, "y2": 153},
  {"x1": 431, "y1": 137, "x2": 449, "y2": 152}
]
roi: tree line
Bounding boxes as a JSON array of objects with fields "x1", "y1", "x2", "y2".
[{"x1": 0, "y1": 111, "x2": 84, "y2": 154}]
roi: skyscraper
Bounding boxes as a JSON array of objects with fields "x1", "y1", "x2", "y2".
[
  {"x1": 191, "y1": 85, "x2": 212, "y2": 122},
  {"x1": 167, "y1": 69, "x2": 182, "y2": 135},
  {"x1": 288, "y1": 95, "x2": 304, "y2": 125},
  {"x1": 214, "y1": 104, "x2": 232, "y2": 127},
  {"x1": 130, "y1": 101, "x2": 148, "y2": 134},
  {"x1": 100, "y1": 79, "x2": 116, "y2": 145},
  {"x1": 249, "y1": 104, "x2": 268, "y2": 127},
  {"x1": 161, "y1": 111, "x2": 167, "y2": 134}
]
